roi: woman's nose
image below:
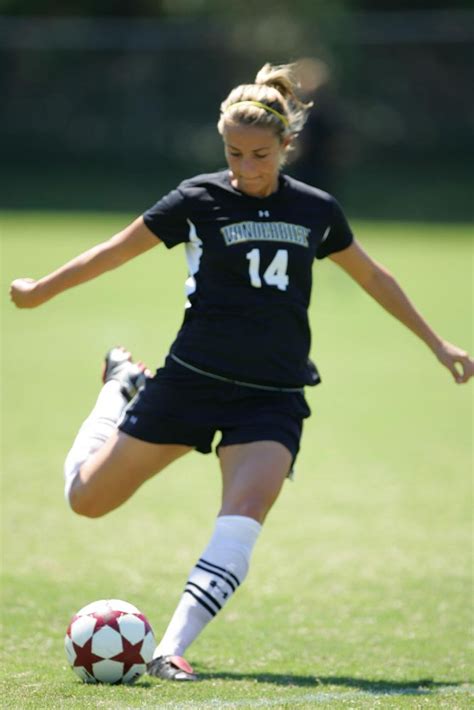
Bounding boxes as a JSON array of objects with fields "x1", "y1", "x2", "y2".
[{"x1": 240, "y1": 157, "x2": 258, "y2": 176}]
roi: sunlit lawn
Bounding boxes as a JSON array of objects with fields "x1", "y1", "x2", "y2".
[{"x1": 1, "y1": 213, "x2": 472, "y2": 708}]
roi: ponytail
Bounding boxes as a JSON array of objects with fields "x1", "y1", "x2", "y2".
[
  {"x1": 218, "y1": 61, "x2": 312, "y2": 147},
  {"x1": 255, "y1": 63, "x2": 300, "y2": 105}
]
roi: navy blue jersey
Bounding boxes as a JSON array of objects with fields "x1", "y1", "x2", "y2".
[{"x1": 143, "y1": 170, "x2": 353, "y2": 388}]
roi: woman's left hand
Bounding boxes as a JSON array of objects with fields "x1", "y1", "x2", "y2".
[{"x1": 434, "y1": 340, "x2": 474, "y2": 384}]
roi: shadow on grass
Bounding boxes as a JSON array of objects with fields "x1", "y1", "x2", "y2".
[{"x1": 184, "y1": 673, "x2": 468, "y2": 696}]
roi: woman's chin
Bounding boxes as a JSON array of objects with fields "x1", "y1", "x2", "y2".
[{"x1": 235, "y1": 178, "x2": 271, "y2": 198}]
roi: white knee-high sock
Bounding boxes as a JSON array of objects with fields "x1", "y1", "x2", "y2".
[
  {"x1": 154, "y1": 515, "x2": 262, "y2": 658},
  {"x1": 63, "y1": 380, "x2": 128, "y2": 502}
]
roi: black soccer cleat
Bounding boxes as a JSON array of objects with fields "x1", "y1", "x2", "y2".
[
  {"x1": 147, "y1": 655, "x2": 198, "y2": 681},
  {"x1": 102, "y1": 346, "x2": 150, "y2": 402}
]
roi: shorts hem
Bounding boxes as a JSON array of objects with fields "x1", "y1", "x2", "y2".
[
  {"x1": 216, "y1": 433, "x2": 299, "y2": 462},
  {"x1": 118, "y1": 422, "x2": 212, "y2": 454}
]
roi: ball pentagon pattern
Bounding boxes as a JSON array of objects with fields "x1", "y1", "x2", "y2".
[{"x1": 65, "y1": 599, "x2": 155, "y2": 684}]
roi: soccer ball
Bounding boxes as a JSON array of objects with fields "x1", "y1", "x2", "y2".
[{"x1": 65, "y1": 599, "x2": 156, "y2": 684}]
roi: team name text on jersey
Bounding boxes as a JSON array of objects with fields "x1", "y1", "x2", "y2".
[{"x1": 221, "y1": 221, "x2": 310, "y2": 248}]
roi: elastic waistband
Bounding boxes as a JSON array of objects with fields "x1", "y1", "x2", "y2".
[{"x1": 169, "y1": 354, "x2": 304, "y2": 393}]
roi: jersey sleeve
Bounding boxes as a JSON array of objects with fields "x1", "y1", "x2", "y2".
[
  {"x1": 315, "y1": 197, "x2": 354, "y2": 260},
  {"x1": 143, "y1": 187, "x2": 190, "y2": 249}
]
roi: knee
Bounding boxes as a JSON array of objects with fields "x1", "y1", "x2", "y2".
[
  {"x1": 69, "y1": 497, "x2": 104, "y2": 518},
  {"x1": 220, "y1": 475, "x2": 283, "y2": 523},
  {"x1": 68, "y1": 483, "x2": 106, "y2": 519},
  {"x1": 219, "y1": 495, "x2": 271, "y2": 523}
]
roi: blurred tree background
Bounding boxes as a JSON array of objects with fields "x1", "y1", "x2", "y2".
[{"x1": 1, "y1": 0, "x2": 473, "y2": 219}]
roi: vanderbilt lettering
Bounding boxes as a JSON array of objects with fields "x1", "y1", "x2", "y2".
[{"x1": 221, "y1": 221, "x2": 310, "y2": 248}]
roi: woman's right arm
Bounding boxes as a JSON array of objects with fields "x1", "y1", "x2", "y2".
[{"x1": 10, "y1": 216, "x2": 160, "y2": 309}]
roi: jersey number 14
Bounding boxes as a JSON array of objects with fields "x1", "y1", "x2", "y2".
[{"x1": 246, "y1": 249, "x2": 289, "y2": 291}]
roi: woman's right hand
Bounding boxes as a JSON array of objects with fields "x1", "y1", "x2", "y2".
[{"x1": 10, "y1": 278, "x2": 44, "y2": 308}]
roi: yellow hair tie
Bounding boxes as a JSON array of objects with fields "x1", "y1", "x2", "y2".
[{"x1": 226, "y1": 100, "x2": 289, "y2": 128}]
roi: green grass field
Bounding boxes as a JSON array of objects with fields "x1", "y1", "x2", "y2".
[{"x1": 1, "y1": 212, "x2": 473, "y2": 709}]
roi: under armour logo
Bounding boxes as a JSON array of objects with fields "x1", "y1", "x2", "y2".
[
  {"x1": 210, "y1": 580, "x2": 229, "y2": 599},
  {"x1": 258, "y1": 210, "x2": 270, "y2": 218}
]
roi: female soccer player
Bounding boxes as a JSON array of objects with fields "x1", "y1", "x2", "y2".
[{"x1": 10, "y1": 63, "x2": 473, "y2": 681}]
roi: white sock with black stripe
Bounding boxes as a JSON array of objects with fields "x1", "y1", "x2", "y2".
[{"x1": 154, "y1": 515, "x2": 262, "y2": 658}]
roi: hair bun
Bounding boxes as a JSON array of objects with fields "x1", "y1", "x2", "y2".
[
  {"x1": 254, "y1": 63, "x2": 296, "y2": 101},
  {"x1": 218, "y1": 60, "x2": 313, "y2": 149}
]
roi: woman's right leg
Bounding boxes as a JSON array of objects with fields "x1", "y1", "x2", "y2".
[
  {"x1": 64, "y1": 346, "x2": 192, "y2": 517},
  {"x1": 69, "y1": 432, "x2": 191, "y2": 518}
]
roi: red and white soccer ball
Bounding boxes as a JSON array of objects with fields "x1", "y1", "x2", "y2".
[{"x1": 65, "y1": 599, "x2": 156, "y2": 684}]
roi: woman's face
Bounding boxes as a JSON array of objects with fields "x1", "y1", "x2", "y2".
[{"x1": 223, "y1": 123, "x2": 288, "y2": 198}]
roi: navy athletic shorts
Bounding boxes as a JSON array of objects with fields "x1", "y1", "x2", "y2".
[{"x1": 119, "y1": 356, "x2": 311, "y2": 461}]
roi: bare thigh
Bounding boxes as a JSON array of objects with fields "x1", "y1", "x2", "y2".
[
  {"x1": 218, "y1": 441, "x2": 293, "y2": 523},
  {"x1": 70, "y1": 431, "x2": 191, "y2": 517}
]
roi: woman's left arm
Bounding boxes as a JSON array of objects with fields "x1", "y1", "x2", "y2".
[{"x1": 330, "y1": 239, "x2": 473, "y2": 384}]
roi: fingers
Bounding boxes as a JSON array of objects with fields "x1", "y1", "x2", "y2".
[
  {"x1": 10, "y1": 278, "x2": 37, "y2": 308},
  {"x1": 435, "y1": 340, "x2": 473, "y2": 385},
  {"x1": 10, "y1": 280, "x2": 25, "y2": 307},
  {"x1": 450, "y1": 355, "x2": 474, "y2": 384}
]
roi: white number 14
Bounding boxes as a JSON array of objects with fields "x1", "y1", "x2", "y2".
[{"x1": 246, "y1": 249, "x2": 289, "y2": 291}]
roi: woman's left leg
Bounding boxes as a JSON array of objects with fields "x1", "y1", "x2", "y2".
[
  {"x1": 218, "y1": 440, "x2": 292, "y2": 522},
  {"x1": 148, "y1": 441, "x2": 291, "y2": 680}
]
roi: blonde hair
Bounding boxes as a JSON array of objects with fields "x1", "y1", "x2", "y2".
[{"x1": 218, "y1": 63, "x2": 312, "y2": 145}]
